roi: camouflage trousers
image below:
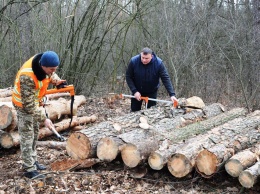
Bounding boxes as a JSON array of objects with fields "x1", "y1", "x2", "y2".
[{"x1": 16, "y1": 109, "x2": 40, "y2": 172}]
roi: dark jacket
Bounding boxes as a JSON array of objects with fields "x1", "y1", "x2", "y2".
[{"x1": 126, "y1": 52, "x2": 175, "y2": 96}]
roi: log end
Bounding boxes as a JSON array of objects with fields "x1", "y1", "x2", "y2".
[
  {"x1": 167, "y1": 153, "x2": 192, "y2": 178},
  {"x1": 97, "y1": 137, "x2": 119, "y2": 162},
  {"x1": 148, "y1": 152, "x2": 164, "y2": 170},
  {"x1": 0, "y1": 132, "x2": 14, "y2": 148},
  {"x1": 0, "y1": 105, "x2": 13, "y2": 130},
  {"x1": 66, "y1": 132, "x2": 91, "y2": 159},
  {"x1": 121, "y1": 144, "x2": 140, "y2": 168},
  {"x1": 238, "y1": 171, "x2": 255, "y2": 188},
  {"x1": 195, "y1": 149, "x2": 218, "y2": 178},
  {"x1": 225, "y1": 159, "x2": 243, "y2": 177}
]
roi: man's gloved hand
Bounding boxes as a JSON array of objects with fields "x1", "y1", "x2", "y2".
[
  {"x1": 171, "y1": 96, "x2": 178, "y2": 107},
  {"x1": 44, "y1": 118, "x2": 54, "y2": 129},
  {"x1": 134, "y1": 92, "x2": 141, "y2": 101}
]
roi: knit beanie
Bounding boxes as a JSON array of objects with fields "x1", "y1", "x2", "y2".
[{"x1": 40, "y1": 51, "x2": 60, "y2": 67}]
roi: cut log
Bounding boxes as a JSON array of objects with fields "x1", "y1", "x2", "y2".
[
  {"x1": 50, "y1": 158, "x2": 100, "y2": 171},
  {"x1": 195, "y1": 113, "x2": 260, "y2": 178},
  {"x1": 0, "y1": 104, "x2": 17, "y2": 132},
  {"x1": 178, "y1": 96, "x2": 205, "y2": 109},
  {"x1": 225, "y1": 143, "x2": 260, "y2": 177},
  {"x1": 0, "y1": 129, "x2": 13, "y2": 148},
  {"x1": 36, "y1": 140, "x2": 67, "y2": 150},
  {"x1": 148, "y1": 140, "x2": 178, "y2": 170},
  {"x1": 66, "y1": 132, "x2": 91, "y2": 160},
  {"x1": 43, "y1": 95, "x2": 87, "y2": 120},
  {"x1": 97, "y1": 137, "x2": 125, "y2": 162},
  {"x1": 239, "y1": 161, "x2": 260, "y2": 188},
  {"x1": 195, "y1": 144, "x2": 234, "y2": 178},
  {"x1": 167, "y1": 134, "x2": 215, "y2": 178},
  {"x1": 119, "y1": 129, "x2": 160, "y2": 168},
  {"x1": 148, "y1": 107, "x2": 246, "y2": 171}
]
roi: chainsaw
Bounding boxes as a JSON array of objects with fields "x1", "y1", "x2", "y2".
[
  {"x1": 120, "y1": 93, "x2": 178, "y2": 109},
  {"x1": 44, "y1": 82, "x2": 75, "y2": 141}
]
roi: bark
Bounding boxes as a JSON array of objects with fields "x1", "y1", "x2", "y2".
[
  {"x1": 195, "y1": 112, "x2": 260, "y2": 178},
  {"x1": 50, "y1": 158, "x2": 101, "y2": 171},
  {"x1": 238, "y1": 161, "x2": 260, "y2": 188},
  {"x1": 167, "y1": 107, "x2": 247, "y2": 143},
  {"x1": 225, "y1": 143, "x2": 260, "y2": 177},
  {"x1": 0, "y1": 129, "x2": 13, "y2": 148}
]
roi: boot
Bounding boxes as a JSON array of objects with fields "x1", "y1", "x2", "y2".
[
  {"x1": 35, "y1": 161, "x2": 47, "y2": 170},
  {"x1": 24, "y1": 170, "x2": 45, "y2": 179}
]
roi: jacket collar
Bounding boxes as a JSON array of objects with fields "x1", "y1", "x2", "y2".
[{"x1": 32, "y1": 53, "x2": 47, "y2": 81}]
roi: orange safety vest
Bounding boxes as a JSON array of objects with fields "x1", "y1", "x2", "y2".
[{"x1": 12, "y1": 56, "x2": 51, "y2": 107}]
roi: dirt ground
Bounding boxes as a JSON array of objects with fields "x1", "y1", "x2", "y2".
[{"x1": 0, "y1": 97, "x2": 259, "y2": 194}]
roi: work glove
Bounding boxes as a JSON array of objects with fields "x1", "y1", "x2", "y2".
[{"x1": 171, "y1": 96, "x2": 178, "y2": 107}]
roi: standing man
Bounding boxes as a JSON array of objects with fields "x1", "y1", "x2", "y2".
[
  {"x1": 12, "y1": 51, "x2": 66, "y2": 179},
  {"x1": 126, "y1": 47, "x2": 177, "y2": 112}
]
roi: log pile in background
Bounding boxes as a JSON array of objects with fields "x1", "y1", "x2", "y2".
[{"x1": 0, "y1": 87, "x2": 97, "y2": 148}]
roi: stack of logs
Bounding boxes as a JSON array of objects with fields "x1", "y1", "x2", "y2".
[
  {"x1": 1, "y1": 87, "x2": 260, "y2": 189},
  {"x1": 53, "y1": 95, "x2": 259, "y2": 189},
  {"x1": 0, "y1": 87, "x2": 97, "y2": 149}
]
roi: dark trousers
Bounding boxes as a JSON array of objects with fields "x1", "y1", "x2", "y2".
[{"x1": 131, "y1": 91, "x2": 157, "y2": 112}]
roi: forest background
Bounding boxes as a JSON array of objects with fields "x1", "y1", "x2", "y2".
[{"x1": 0, "y1": 0, "x2": 259, "y2": 111}]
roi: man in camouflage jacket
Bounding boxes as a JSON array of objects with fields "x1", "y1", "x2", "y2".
[{"x1": 12, "y1": 51, "x2": 66, "y2": 179}]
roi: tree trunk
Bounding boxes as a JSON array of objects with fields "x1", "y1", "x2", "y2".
[
  {"x1": 225, "y1": 143, "x2": 260, "y2": 177},
  {"x1": 97, "y1": 136, "x2": 125, "y2": 162},
  {"x1": 119, "y1": 129, "x2": 160, "y2": 168},
  {"x1": 238, "y1": 161, "x2": 260, "y2": 188},
  {"x1": 167, "y1": 134, "x2": 215, "y2": 178},
  {"x1": 167, "y1": 107, "x2": 247, "y2": 143},
  {"x1": 148, "y1": 141, "x2": 178, "y2": 170},
  {"x1": 195, "y1": 113, "x2": 260, "y2": 178}
]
